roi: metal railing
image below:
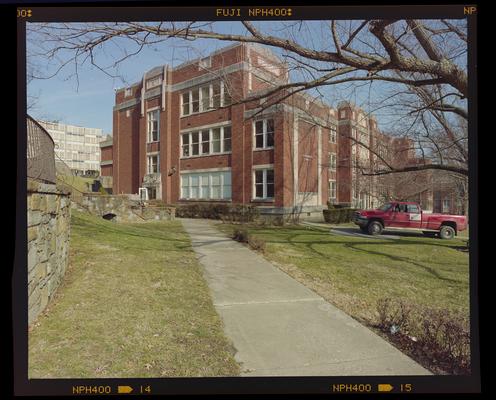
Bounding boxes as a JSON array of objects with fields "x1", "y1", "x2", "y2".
[{"x1": 27, "y1": 115, "x2": 56, "y2": 184}]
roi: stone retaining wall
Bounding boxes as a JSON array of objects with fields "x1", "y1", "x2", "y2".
[
  {"x1": 71, "y1": 194, "x2": 175, "y2": 222},
  {"x1": 27, "y1": 179, "x2": 71, "y2": 325}
]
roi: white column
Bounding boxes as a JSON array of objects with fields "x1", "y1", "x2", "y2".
[
  {"x1": 161, "y1": 65, "x2": 167, "y2": 111},
  {"x1": 293, "y1": 115, "x2": 299, "y2": 207},
  {"x1": 317, "y1": 126, "x2": 322, "y2": 206},
  {"x1": 141, "y1": 72, "x2": 147, "y2": 117}
]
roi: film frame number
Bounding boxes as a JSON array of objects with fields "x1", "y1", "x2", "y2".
[{"x1": 17, "y1": 9, "x2": 32, "y2": 18}]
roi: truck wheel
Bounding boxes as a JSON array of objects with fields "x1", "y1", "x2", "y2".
[
  {"x1": 439, "y1": 225, "x2": 455, "y2": 240},
  {"x1": 367, "y1": 221, "x2": 383, "y2": 236}
]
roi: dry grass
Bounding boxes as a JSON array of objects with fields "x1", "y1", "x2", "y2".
[{"x1": 28, "y1": 211, "x2": 240, "y2": 378}]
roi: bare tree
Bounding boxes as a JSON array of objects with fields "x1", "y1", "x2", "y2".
[{"x1": 27, "y1": 19, "x2": 469, "y2": 213}]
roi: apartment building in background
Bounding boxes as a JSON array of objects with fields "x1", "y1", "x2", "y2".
[
  {"x1": 106, "y1": 42, "x2": 450, "y2": 217},
  {"x1": 38, "y1": 120, "x2": 105, "y2": 175}
]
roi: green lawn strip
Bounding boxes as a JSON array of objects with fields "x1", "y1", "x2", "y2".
[
  {"x1": 29, "y1": 211, "x2": 240, "y2": 378},
  {"x1": 218, "y1": 223, "x2": 469, "y2": 323}
]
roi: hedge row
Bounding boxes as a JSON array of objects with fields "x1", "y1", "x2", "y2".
[
  {"x1": 322, "y1": 208, "x2": 358, "y2": 224},
  {"x1": 175, "y1": 203, "x2": 260, "y2": 222}
]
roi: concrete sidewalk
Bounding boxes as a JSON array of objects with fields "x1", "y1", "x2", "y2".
[{"x1": 181, "y1": 218, "x2": 430, "y2": 376}]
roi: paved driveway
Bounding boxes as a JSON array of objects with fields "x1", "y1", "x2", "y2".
[{"x1": 181, "y1": 218, "x2": 430, "y2": 376}]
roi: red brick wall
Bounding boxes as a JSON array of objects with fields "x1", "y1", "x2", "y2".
[
  {"x1": 337, "y1": 122, "x2": 352, "y2": 204},
  {"x1": 113, "y1": 45, "x2": 368, "y2": 209},
  {"x1": 100, "y1": 145, "x2": 113, "y2": 162},
  {"x1": 298, "y1": 121, "x2": 318, "y2": 193},
  {"x1": 101, "y1": 165, "x2": 112, "y2": 177}
]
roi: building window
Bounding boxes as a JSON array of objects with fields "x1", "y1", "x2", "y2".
[
  {"x1": 330, "y1": 126, "x2": 337, "y2": 143},
  {"x1": 212, "y1": 82, "x2": 221, "y2": 109},
  {"x1": 201, "y1": 86, "x2": 211, "y2": 111},
  {"x1": 253, "y1": 168, "x2": 274, "y2": 199},
  {"x1": 201, "y1": 130, "x2": 210, "y2": 154},
  {"x1": 180, "y1": 171, "x2": 232, "y2": 200},
  {"x1": 180, "y1": 81, "x2": 230, "y2": 116},
  {"x1": 442, "y1": 199, "x2": 450, "y2": 213},
  {"x1": 182, "y1": 92, "x2": 190, "y2": 116},
  {"x1": 328, "y1": 152, "x2": 337, "y2": 170},
  {"x1": 124, "y1": 87, "x2": 132, "y2": 97},
  {"x1": 147, "y1": 187, "x2": 157, "y2": 200},
  {"x1": 181, "y1": 125, "x2": 232, "y2": 157},
  {"x1": 147, "y1": 154, "x2": 159, "y2": 174},
  {"x1": 329, "y1": 180, "x2": 337, "y2": 200},
  {"x1": 254, "y1": 119, "x2": 274, "y2": 149},
  {"x1": 340, "y1": 110, "x2": 346, "y2": 119},
  {"x1": 146, "y1": 76, "x2": 162, "y2": 90},
  {"x1": 147, "y1": 110, "x2": 160, "y2": 142},
  {"x1": 199, "y1": 56, "x2": 212, "y2": 69}
]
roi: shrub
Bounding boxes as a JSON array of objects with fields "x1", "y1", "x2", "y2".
[
  {"x1": 232, "y1": 229, "x2": 249, "y2": 243},
  {"x1": 375, "y1": 297, "x2": 470, "y2": 374},
  {"x1": 323, "y1": 208, "x2": 357, "y2": 224},
  {"x1": 232, "y1": 229, "x2": 266, "y2": 253},
  {"x1": 226, "y1": 204, "x2": 260, "y2": 223},
  {"x1": 176, "y1": 203, "x2": 235, "y2": 219},
  {"x1": 248, "y1": 237, "x2": 266, "y2": 253}
]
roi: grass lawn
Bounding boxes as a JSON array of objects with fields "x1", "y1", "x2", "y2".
[
  {"x1": 29, "y1": 211, "x2": 240, "y2": 378},
  {"x1": 219, "y1": 223, "x2": 470, "y2": 323},
  {"x1": 56, "y1": 175, "x2": 95, "y2": 193}
]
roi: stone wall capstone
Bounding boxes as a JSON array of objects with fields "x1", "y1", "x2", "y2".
[{"x1": 27, "y1": 179, "x2": 71, "y2": 325}]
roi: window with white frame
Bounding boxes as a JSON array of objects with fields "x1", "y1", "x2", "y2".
[
  {"x1": 360, "y1": 130, "x2": 369, "y2": 145},
  {"x1": 147, "y1": 187, "x2": 157, "y2": 200},
  {"x1": 253, "y1": 168, "x2": 274, "y2": 199},
  {"x1": 254, "y1": 119, "x2": 274, "y2": 149},
  {"x1": 328, "y1": 152, "x2": 337, "y2": 170},
  {"x1": 329, "y1": 180, "x2": 337, "y2": 200},
  {"x1": 181, "y1": 81, "x2": 230, "y2": 116},
  {"x1": 147, "y1": 110, "x2": 160, "y2": 142},
  {"x1": 198, "y1": 57, "x2": 212, "y2": 69},
  {"x1": 180, "y1": 171, "x2": 232, "y2": 200},
  {"x1": 330, "y1": 126, "x2": 337, "y2": 143},
  {"x1": 147, "y1": 154, "x2": 159, "y2": 174},
  {"x1": 181, "y1": 125, "x2": 232, "y2": 157},
  {"x1": 124, "y1": 87, "x2": 132, "y2": 97},
  {"x1": 182, "y1": 92, "x2": 190, "y2": 116}
]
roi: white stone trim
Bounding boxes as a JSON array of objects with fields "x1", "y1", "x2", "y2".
[
  {"x1": 252, "y1": 163, "x2": 274, "y2": 170},
  {"x1": 179, "y1": 120, "x2": 231, "y2": 133},
  {"x1": 180, "y1": 167, "x2": 231, "y2": 174}
]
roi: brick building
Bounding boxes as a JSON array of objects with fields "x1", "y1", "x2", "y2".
[
  {"x1": 105, "y1": 42, "x2": 451, "y2": 217},
  {"x1": 99, "y1": 135, "x2": 113, "y2": 192}
]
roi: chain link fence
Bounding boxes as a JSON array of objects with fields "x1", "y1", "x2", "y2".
[{"x1": 27, "y1": 115, "x2": 56, "y2": 184}]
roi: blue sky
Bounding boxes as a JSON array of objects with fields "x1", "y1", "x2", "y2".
[{"x1": 26, "y1": 21, "x2": 466, "y2": 136}]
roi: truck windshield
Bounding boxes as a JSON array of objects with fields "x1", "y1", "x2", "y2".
[{"x1": 378, "y1": 203, "x2": 392, "y2": 211}]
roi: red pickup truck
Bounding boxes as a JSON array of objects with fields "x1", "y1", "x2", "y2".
[{"x1": 352, "y1": 201, "x2": 467, "y2": 239}]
